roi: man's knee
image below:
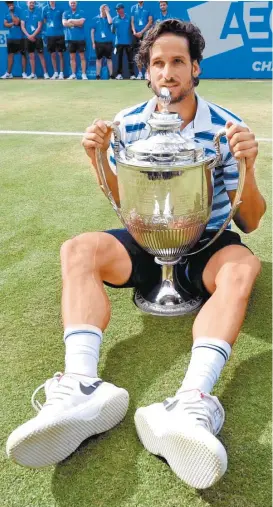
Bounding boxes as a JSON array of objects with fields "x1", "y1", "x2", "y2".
[
  {"x1": 215, "y1": 255, "x2": 261, "y2": 299},
  {"x1": 60, "y1": 232, "x2": 111, "y2": 275}
]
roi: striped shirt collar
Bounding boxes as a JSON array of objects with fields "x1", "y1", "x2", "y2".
[{"x1": 143, "y1": 93, "x2": 213, "y2": 134}]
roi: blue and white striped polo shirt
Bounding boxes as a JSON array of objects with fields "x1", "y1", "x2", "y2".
[{"x1": 108, "y1": 94, "x2": 246, "y2": 231}]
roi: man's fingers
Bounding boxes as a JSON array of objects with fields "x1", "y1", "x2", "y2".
[
  {"x1": 233, "y1": 145, "x2": 258, "y2": 159},
  {"x1": 225, "y1": 122, "x2": 250, "y2": 140},
  {"x1": 92, "y1": 119, "x2": 108, "y2": 133},
  {"x1": 229, "y1": 131, "x2": 255, "y2": 149}
]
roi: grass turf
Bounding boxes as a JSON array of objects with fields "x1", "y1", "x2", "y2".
[{"x1": 0, "y1": 80, "x2": 272, "y2": 507}]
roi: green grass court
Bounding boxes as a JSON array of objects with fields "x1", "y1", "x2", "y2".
[{"x1": 0, "y1": 80, "x2": 272, "y2": 507}]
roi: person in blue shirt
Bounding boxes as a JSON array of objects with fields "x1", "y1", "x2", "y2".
[
  {"x1": 21, "y1": 1, "x2": 49, "y2": 79},
  {"x1": 156, "y1": 1, "x2": 174, "y2": 23},
  {"x1": 91, "y1": 4, "x2": 114, "y2": 80},
  {"x1": 43, "y1": 1, "x2": 65, "y2": 80},
  {"x1": 112, "y1": 3, "x2": 135, "y2": 80},
  {"x1": 131, "y1": 1, "x2": 153, "y2": 79},
  {"x1": 1, "y1": 1, "x2": 27, "y2": 79},
  {"x1": 62, "y1": 1, "x2": 87, "y2": 80}
]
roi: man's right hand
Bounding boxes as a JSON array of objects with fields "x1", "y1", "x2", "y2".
[{"x1": 82, "y1": 120, "x2": 114, "y2": 161}]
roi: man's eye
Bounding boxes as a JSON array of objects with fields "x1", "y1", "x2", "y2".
[{"x1": 174, "y1": 58, "x2": 183, "y2": 64}]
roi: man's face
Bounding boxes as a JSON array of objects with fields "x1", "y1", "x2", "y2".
[
  {"x1": 148, "y1": 34, "x2": 200, "y2": 104},
  {"x1": 138, "y1": 1, "x2": 144, "y2": 5},
  {"x1": 28, "y1": 1, "x2": 35, "y2": 10},
  {"x1": 49, "y1": 1, "x2": 55, "y2": 7},
  {"x1": 116, "y1": 7, "x2": 124, "y2": 16},
  {"x1": 160, "y1": 2, "x2": 168, "y2": 13},
  {"x1": 100, "y1": 4, "x2": 107, "y2": 17},
  {"x1": 7, "y1": 3, "x2": 14, "y2": 11},
  {"x1": 69, "y1": 1, "x2": 77, "y2": 10}
]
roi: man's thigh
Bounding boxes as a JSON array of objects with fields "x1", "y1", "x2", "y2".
[{"x1": 180, "y1": 229, "x2": 253, "y2": 298}]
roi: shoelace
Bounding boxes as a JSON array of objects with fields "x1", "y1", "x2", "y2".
[
  {"x1": 174, "y1": 394, "x2": 215, "y2": 433},
  {"x1": 31, "y1": 372, "x2": 63, "y2": 412}
]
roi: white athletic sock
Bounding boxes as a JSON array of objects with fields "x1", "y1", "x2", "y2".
[
  {"x1": 64, "y1": 325, "x2": 102, "y2": 378},
  {"x1": 178, "y1": 337, "x2": 232, "y2": 395}
]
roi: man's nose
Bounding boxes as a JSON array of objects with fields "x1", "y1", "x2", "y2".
[{"x1": 162, "y1": 64, "x2": 173, "y2": 81}]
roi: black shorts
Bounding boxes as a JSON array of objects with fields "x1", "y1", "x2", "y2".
[
  {"x1": 7, "y1": 39, "x2": 25, "y2": 55},
  {"x1": 25, "y1": 38, "x2": 44, "y2": 54},
  {"x1": 104, "y1": 228, "x2": 251, "y2": 299},
  {"x1": 95, "y1": 41, "x2": 113, "y2": 60},
  {"x1": 67, "y1": 40, "x2": 86, "y2": 53},
  {"x1": 47, "y1": 35, "x2": 66, "y2": 53}
]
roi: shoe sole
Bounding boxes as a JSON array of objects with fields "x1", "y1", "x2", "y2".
[
  {"x1": 134, "y1": 409, "x2": 227, "y2": 489},
  {"x1": 7, "y1": 389, "x2": 129, "y2": 467}
]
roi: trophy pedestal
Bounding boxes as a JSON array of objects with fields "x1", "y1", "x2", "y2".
[{"x1": 134, "y1": 259, "x2": 203, "y2": 317}]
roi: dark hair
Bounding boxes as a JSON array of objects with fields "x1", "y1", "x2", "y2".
[
  {"x1": 160, "y1": 1, "x2": 168, "y2": 4},
  {"x1": 136, "y1": 19, "x2": 205, "y2": 87}
]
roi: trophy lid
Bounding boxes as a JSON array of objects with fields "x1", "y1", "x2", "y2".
[{"x1": 122, "y1": 88, "x2": 211, "y2": 167}]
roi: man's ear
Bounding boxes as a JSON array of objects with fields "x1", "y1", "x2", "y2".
[{"x1": 192, "y1": 60, "x2": 200, "y2": 79}]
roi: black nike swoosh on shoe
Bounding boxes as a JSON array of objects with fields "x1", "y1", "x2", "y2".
[{"x1": 79, "y1": 380, "x2": 102, "y2": 395}]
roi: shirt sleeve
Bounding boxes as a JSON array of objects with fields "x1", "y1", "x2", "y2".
[
  {"x1": 80, "y1": 10, "x2": 86, "y2": 20},
  {"x1": 62, "y1": 10, "x2": 69, "y2": 20},
  {"x1": 222, "y1": 151, "x2": 239, "y2": 192}
]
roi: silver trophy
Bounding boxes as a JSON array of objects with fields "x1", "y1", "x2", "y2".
[{"x1": 95, "y1": 88, "x2": 246, "y2": 316}]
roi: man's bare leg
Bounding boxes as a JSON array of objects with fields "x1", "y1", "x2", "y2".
[
  {"x1": 135, "y1": 245, "x2": 261, "y2": 489},
  {"x1": 61, "y1": 232, "x2": 132, "y2": 330},
  {"x1": 193, "y1": 244, "x2": 261, "y2": 344},
  {"x1": 6, "y1": 231, "x2": 131, "y2": 467}
]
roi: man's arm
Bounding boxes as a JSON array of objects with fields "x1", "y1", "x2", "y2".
[
  {"x1": 131, "y1": 15, "x2": 136, "y2": 35},
  {"x1": 91, "y1": 28, "x2": 95, "y2": 48},
  {"x1": 70, "y1": 18, "x2": 85, "y2": 27},
  {"x1": 226, "y1": 122, "x2": 266, "y2": 233},
  {"x1": 10, "y1": 12, "x2": 20, "y2": 26},
  {"x1": 139, "y1": 14, "x2": 153, "y2": 36},
  {"x1": 105, "y1": 6, "x2": 113, "y2": 24},
  {"x1": 4, "y1": 19, "x2": 13, "y2": 28},
  {"x1": 20, "y1": 19, "x2": 32, "y2": 39},
  {"x1": 82, "y1": 121, "x2": 120, "y2": 206}
]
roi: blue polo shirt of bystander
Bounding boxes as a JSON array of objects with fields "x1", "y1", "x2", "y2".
[
  {"x1": 4, "y1": 7, "x2": 23, "y2": 39},
  {"x1": 112, "y1": 14, "x2": 132, "y2": 45},
  {"x1": 43, "y1": 5, "x2": 64, "y2": 37},
  {"x1": 62, "y1": 8, "x2": 86, "y2": 41},
  {"x1": 21, "y1": 8, "x2": 43, "y2": 36},
  {"x1": 156, "y1": 11, "x2": 174, "y2": 22},
  {"x1": 91, "y1": 15, "x2": 113, "y2": 43},
  {"x1": 131, "y1": 4, "x2": 151, "y2": 32}
]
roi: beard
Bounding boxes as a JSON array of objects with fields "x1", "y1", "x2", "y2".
[{"x1": 151, "y1": 75, "x2": 195, "y2": 104}]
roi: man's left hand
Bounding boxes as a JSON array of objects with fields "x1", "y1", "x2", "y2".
[{"x1": 225, "y1": 121, "x2": 258, "y2": 172}]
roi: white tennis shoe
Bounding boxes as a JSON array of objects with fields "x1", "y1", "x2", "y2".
[
  {"x1": 134, "y1": 389, "x2": 227, "y2": 489},
  {"x1": 6, "y1": 372, "x2": 129, "y2": 467}
]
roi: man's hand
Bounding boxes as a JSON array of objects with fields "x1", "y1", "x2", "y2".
[
  {"x1": 135, "y1": 31, "x2": 142, "y2": 38},
  {"x1": 82, "y1": 120, "x2": 116, "y2": 161},
  {"x1": 28, "y1": 35, "x2": 36, "y2": 41},
  {"x1": 225, "y1": 121, "x2": 258, "y2": 172}
]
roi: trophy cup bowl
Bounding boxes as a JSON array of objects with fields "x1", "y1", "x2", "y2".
[{"x1": 95, "y1": 89, "x2": 246, "y2": 316}]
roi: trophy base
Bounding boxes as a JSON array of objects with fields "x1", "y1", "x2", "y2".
[{"x1": 134, "y1": 281, "x2": 203, "y2": 317}]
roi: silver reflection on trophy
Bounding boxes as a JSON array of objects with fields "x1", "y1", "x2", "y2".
[{"x1": 95, "y1": 88, "x2": 246, "y2": 316}]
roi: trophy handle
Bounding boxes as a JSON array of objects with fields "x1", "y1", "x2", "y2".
[
  {"x1": 186, "y1": 128, "x2": 246, "y2": 256},
  {"x1": 95, "y1": 121, "x2": 126, "y2": 226}
]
